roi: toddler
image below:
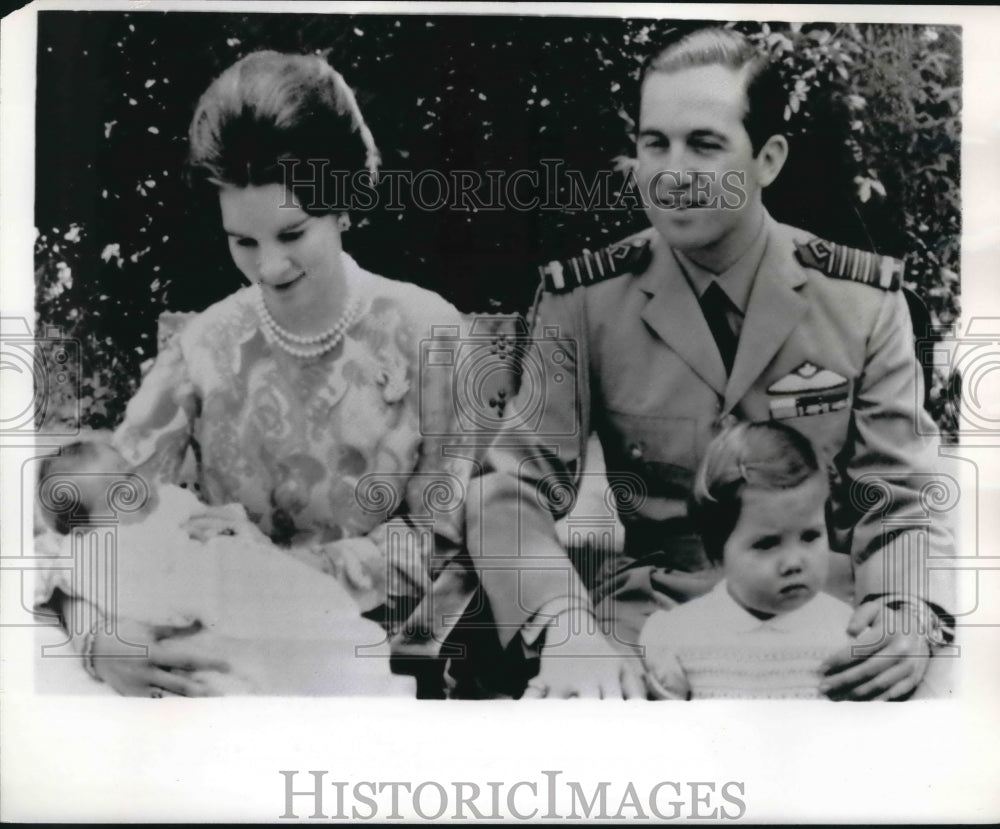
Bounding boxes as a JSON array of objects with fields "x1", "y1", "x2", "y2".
[
  {"x1": 640, "y1": 421, "x2": 853, "y2": 699},
  {"x1": 36, "y1": 440, "x2": 410, "y2": 696}
]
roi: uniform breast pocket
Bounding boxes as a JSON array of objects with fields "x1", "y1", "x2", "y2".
[
  {"x1": 765, "y1": 370, "x2": 855, "y2": 462},
  {"x1": 601, "y1": 410, "x2": 697, "y2": 499},
  {"x1": 773, "y1": 406, "x2": 853, "y2": 464}
]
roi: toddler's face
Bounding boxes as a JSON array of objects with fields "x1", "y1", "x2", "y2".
[{"x1": 723, "y1": 476, "x2": 830, "y2": 617}]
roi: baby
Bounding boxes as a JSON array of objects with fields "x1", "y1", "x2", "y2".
[
  {"x1": 640, "y1": 421, "x2": 853, "y2": 700},
  {"x1": 36, "y1": 440, "x2": 410, "y2": 696}
]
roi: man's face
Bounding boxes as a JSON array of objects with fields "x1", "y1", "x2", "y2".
[{"x1": 636, "y1": 63, "x2": 767, "y2": 257}]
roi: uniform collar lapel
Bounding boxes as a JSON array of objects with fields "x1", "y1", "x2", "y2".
[
  {"x1": 723, "y1": 217, "x2": 808, "y2": 412},
  {"x1": 637, "y1": 234, "x2": 728, "y2": 395}
]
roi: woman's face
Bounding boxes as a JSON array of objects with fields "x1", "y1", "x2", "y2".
[{"x1": 219, "y1": 182, "x2": 344, "y2": 305}]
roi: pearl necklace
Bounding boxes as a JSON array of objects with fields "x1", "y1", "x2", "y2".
[{"x1": 254, "y1": 283, "x2": 362, "y2": 360}]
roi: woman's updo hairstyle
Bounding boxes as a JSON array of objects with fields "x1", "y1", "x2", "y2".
[{"x1": 187, "y1": 50, "x2": 380, "y2": 214}]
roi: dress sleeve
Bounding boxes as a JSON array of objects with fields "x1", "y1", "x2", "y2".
[{"x1": 112, "y1": 312, "x2": 199, "y2": 484}]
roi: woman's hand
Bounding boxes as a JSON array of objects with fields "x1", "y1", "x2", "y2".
[
  {"x1": 522, "y1": 611, "x2": 645, "y2": 699},
  {"x1": 88, "y1": 614, "x2": 231, "y2": 697},
  {"x1": 819, "y1": 600, "x2": 931, "y2": 700}
]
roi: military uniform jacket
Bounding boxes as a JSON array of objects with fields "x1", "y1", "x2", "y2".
[{"x1": 467, "y1": 213, "x2": 954, "y2": 649}]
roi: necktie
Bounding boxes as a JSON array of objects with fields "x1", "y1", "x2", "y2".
[{"x1": 699, "y1": 281, "x2": 737, "y2": 374}]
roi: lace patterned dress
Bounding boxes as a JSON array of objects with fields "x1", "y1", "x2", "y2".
[{"x1": 112, "y1": 252, "x2": 480, "y2": 658}]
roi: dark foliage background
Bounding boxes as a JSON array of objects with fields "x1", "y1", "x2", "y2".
[{"x1": 33, "y1": 12, "x2": 961, "y2": 435}]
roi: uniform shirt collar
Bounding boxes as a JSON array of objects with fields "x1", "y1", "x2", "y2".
[{"x1": 673, "y1": 214, "x2": 769, "y2": 314}]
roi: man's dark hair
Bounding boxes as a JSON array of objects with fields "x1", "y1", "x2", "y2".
[{"x1": 640, "y1": 27, "x2": 787, "y2": 155}]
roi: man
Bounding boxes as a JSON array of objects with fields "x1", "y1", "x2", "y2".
[{"x1": 465, "y1": 27, "x2": 954, "y2": 699}]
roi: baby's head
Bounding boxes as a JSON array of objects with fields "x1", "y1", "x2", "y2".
[
  {"x1": 38, "y1": 441, "x2": 151, "y2": 534},
  {"x1": 691, "y1": 421, "x2": 830, "y2": 617}
]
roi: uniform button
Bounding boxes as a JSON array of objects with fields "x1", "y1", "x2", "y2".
[{"x1": 628, "y1": 443, "x2": 644, "y2": 460}]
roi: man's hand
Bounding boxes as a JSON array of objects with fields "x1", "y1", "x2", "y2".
[
  {"x1": 820, "y1": 600, "x2": 930, "y2": 701},
  {"x1": 522, "y1": 610, "x2": 644, "y2": 699},
  {"x1": 643, "y1": 648, "x2": 691, "y2": 700}
]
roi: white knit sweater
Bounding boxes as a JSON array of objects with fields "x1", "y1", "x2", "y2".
[{"x1": 640, "y1": 581, "x2": 854, "y2": 700}]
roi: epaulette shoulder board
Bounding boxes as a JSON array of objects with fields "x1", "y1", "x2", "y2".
[
  {"x1": 538, "y1": 235, "x2": 652, "y2": 293},
  {"x1": 794, "y1": 237, "x2": 903, "y2": 291}
]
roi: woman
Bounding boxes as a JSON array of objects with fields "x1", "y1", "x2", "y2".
[{"x1": 48, "y1": 51, "x2": 479, "y2": 697}]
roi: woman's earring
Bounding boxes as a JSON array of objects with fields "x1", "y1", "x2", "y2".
[{"x1": 337, "y1": 213, "x2": 351, "y2": 232}]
